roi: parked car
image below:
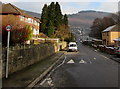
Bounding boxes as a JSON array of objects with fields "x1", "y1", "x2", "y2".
[
  {"x1": 114, "y1": 46, "x2": 120, "y2": 56},
  {"x1": 68, "y1": 42, "x2": 78, "y2": 52}
]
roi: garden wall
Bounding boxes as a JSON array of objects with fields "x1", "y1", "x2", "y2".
[{"x1": 2, "y1": 43, "x2": 56, "y2": 78}]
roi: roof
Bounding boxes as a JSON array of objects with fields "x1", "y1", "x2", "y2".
[
  {"x1": 114, "y1": 37, "x2": 120, "y2": 42},
  {"x1": 102, "y1": 25, "x2": 116, "y2": 32},
  {"x1": 1, "y1": 3, "x2": 41, "y2": 23}
]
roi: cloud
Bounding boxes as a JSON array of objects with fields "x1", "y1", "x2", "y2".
[
  {"x1": 1, "y1": 0, "x2": 119, "y2": 3},
  {"x1": 60, "y1": 2, "x2": 91, "y2": 14},
  {"x1": 11, "y1": 2, "x2": 51, "y2": 14},
  {"x1": 1, "y1": 1, "x2": 119, "y2": 14},
  {"x1": 97, "y1": 2, "x2": 118, "y2": 13}
]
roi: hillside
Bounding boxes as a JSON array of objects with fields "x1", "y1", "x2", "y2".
[
  {"x1": 68, "y1": 10, "x2": 112, "y2": 27},
  {"x1": 24, "y1": 10, "x2": 41, "y2": 18},
  {"x1": 24, "y1": 10, "x2": 112, "y2": 28}
]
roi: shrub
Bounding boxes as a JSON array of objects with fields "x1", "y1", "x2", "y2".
[{"x1": 11, "y1": 25, "x2": 33, "y2": 44}]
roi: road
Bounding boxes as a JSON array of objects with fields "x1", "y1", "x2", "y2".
[{"x1": 34, "y1": 35, "x2": 119, "y2": 89}]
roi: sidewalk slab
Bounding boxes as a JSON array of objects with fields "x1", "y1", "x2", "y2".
[{"x1": 2, "y1": 51, "x2": 65, "y2": 88}]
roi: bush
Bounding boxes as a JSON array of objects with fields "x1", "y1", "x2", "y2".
[
  {"x1": 2, "y1": 15, "x2": 27, "y2": 46},
  {"x1": 11, "y1": 25, "x2": 33, "y2": 44}
]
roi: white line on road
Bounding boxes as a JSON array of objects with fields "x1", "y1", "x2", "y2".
[
  {"x1": 40, "y1": 55, "x2": 66, "y2": 86},
  {"x1": 100, "y1": 54, "x2": 109, "y2": 60}
]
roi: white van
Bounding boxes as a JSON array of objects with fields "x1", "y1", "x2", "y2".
[{"x1": 68, "y1": 42, "x2": 78, "y2": 52}]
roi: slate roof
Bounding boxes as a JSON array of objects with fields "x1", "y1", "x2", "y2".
[
  {"x1": 102, "y1": 25, "x2": 120, "y2": 32},
  {"x1": 1, "y1": 3, "x2": 41, "y2": 23},
  {"x1": 114, "y1": 37, "x2": 120, "y2": 41}
]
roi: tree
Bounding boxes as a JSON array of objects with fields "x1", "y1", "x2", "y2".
[
  {"x1": 63, "y1": 14, "x2": 68, "y2": 26},
  {"x1": 47, "y1": 20, "x2": 55, "y2": 37},
  {"x1": 40, "y1": 2, "x2": 70, "y2": 40},
  {"x1": 89, "y1": 17, "x2": 115, "y2": 39},
  {"x1": 111, "y1": 11, "x2": 120, "y2": 25},
  {"x1": 40, "y1": 4, "x2": 48, "y2": 34},
  {"x1": 55, "y1": 2, "x2": 63, "y2": 27},
  {"x1": 47, "y1": 2, "x2": 55, "y2": 27}
]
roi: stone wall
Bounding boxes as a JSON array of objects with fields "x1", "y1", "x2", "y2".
[
  {"x1": 58, "y1": 41, "x2": 67, "y2": 50},
  {"x1": 2, "y1": 43, "x2": 55, "y2": 78}
]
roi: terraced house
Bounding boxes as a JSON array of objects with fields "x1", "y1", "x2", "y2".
[{"x1": 1, "y1": 3, "x2": 41, "y2": 40}]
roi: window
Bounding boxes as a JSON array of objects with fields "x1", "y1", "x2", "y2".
[
  {"x1": 25, "y1": 17, "x2": 28, "y2": 22},
  {"x1": 36, "y1": 30, "x2": 39, "y2": 35},
  {"x1": 34, "y1": 20, "x2": 37, "y2": 25},
  {"x1": 33, "y1": 29, "x2": 36, "y2": 35},
  {"x1": 107, "y1": 33, "x2": 109, "y2": 36},
  {"x1": 37, "y1": 23, "x2": 39, "y2": 26},
  {"x1": 20, "y1": 16, "x2": 24, "y2": 21},
  {"x1": 32, "y1": 19, "x2": 34, "y2": 23},
  {"x1": 28, "y1": 18, "x2": 32, "y2": 23}
]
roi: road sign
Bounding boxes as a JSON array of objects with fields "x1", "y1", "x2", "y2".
[
  {"x1": 5, "y1": 24, "x2": 12, "y2": 78},
  {"x1": 5, "y1": 25, "x2": 12, "y2": 31}
]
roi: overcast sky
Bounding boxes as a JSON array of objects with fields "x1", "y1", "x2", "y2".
[{"x1": 1, "y1": 0, "x2": 119, "y2": 14}]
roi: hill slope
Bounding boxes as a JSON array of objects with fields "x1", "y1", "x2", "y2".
[
  {"x1": 24, "y1": 10, "x2": 41, "y2": 18},
  {"x1": 24, "y1": 10, "x2": 112, "y2": 28},
  {"x1": 68, "y1": 10, "x2": 112, "y2": 27}
]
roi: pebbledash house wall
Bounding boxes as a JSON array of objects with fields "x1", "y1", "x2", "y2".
[
  {"x1": 2, "y1": 43, "x2": 56, "y2": 78},
  {"x1": 2, "y1": 14, "x2": 40, "y2": 38},
  {"x1": 19, "y1": 15, "x2": 40, "y2": 37},
  {"x1": 102, "y1": 31, "x2": 120, "y2": 46}
]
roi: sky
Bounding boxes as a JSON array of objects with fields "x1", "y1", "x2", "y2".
[{"x1": 1, "y1": 0, "x2": 120, "y2": 14}]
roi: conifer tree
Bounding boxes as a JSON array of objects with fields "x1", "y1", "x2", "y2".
[
  {"x1": 55, "y1": 2, "x2": 63, "y2": 28},
  {"x1": 40, "y1": 4, "x2": 48, "y2": 34},
  {"x1": 47, "y1": 2, "x2": 55, "y2": 26},
  {"x1": 63, "y1": 14, "x2": 68, "y2": 26},
  {"x1": 47, "y1": 20, "x2": 55, "y2": 37}
]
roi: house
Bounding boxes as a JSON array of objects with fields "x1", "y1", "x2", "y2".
[
  {"x1": 114, "y1": 37, "x2": 120, "y2": 46},
  {"x1": 1, "y1": 3, "x2": 41, "y2": 40},
  {"x1": 102, "y1": 25, "x2": 120, "y2": 46}
]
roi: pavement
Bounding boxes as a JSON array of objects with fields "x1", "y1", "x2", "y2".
[{"x1": 2, "y1": 51, "x2": 65, "y2": 88}]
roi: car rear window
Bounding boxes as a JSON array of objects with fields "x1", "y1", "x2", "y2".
[
  {"x1": 69, "y1": 44, "x2": 77, "y2": 47},
  {"x1": 115, "y1": 47, "x2": 120, "y2": 50}
]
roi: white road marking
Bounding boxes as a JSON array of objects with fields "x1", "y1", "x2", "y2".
[
  {"x1": 67, "y1": 59, "x2": 75, "y2": 64},
  {"x1": 79, "y1": 59, "x2": 87, "y2": 64},
  {"x1": 100, "y1": 54, "x2": 109, "y2": 60},
  {"x1": 93, "y1": 57, "x2": 96, "y2": 60},
  {"x1": 94, "y1": 50, "x2": 97, "y2": 52},
  {"x1": 47, "y1": 78, "x2": 54, "y2": 86},
  {"x1": 40, "y1": 55, "x2": 66, "y2": 86}
]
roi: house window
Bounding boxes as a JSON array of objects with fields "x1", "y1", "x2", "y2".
[
  {"x1": 31, "y1": 19, "x2": 34, "y2": 24},
  {"x1": 28, "y1": 18, "x2": 32, "y2": 23},
  {"x1": 107, "y1": 33, "x2": 109, "y2": 36},
  {"x1": 37, "y1": 23, "x2": 39, "y2": 26},
  {"x1": 20, "y1": 16, "x2": 24, "y2": 21},
  {"x1": 33, "y1": 29, "x2": 37, "y2": 35},
  {"x1": 107, "y1": 41, "x2": 109, "y2": 45},
  {"x1": 34, "y1": 20, "x2": 37, "y2": 25},
  {"x1": 36, "y1": 30, "x2": 39, "y2": 35},
  {"x1": 25, "y1": 17, "x2": 28, "y2": 22}
]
